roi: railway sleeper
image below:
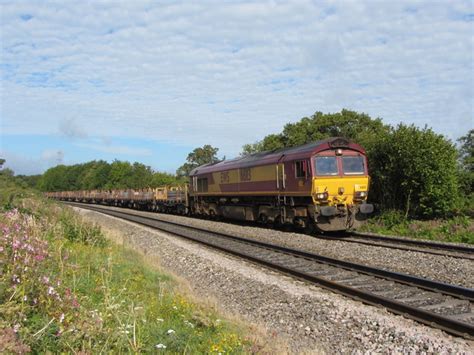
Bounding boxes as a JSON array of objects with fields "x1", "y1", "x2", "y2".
[
  {"x1": 396, "y1": 292, "x2": 446, "y2": 307},
  {"x1": 372, "y1": 288, "x2": 420, "y2": 300},
  {"x1": 347, "y1": 281, "x2": 397, "y2": 292},
  {"x1": 420, "y1": 299, "x2": 472, "y2": 316},
  {"x1": 337, "y1": 276, "x2": 378, "y2": 286},
  {"x1": 450, "y1": 312, "x2": 474, "y2": 323}
]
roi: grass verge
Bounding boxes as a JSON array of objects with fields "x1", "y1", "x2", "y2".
[
  {"x1": 0, "y1": 177, "x2": 253, "y2": 353},
  {"x1": 360, "y1": 210, "x2": 474, "y2": 244}
]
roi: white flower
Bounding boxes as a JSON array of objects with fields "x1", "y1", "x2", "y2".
[
  {"x1": 167, "y1": 329, "x2": 175, "y2": 335},
  {"x1": 59, "y1": 313, "x2": 65, "y2": 323},
  {"x1": 155, "y1": 344, "x2": 167, "y2": 349},
  {"x1": 157, "y1": 318, "x2": 164, "y2": 322},
  {"x1": 184, "y1": 320, "x2": 194, "y2": 328}
]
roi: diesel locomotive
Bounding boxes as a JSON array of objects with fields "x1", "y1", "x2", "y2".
[{"x1": 47, "y1": 137, "x2": 374, "y2": 232}]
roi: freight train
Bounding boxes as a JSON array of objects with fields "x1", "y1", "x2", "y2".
[{"x1": 46, "y1": 137, "x2": 374, "y2": 232}]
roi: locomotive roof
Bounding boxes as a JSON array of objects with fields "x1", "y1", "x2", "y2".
[{"x1": 189, "y1": 137, "x2": 365, "y2": 176}]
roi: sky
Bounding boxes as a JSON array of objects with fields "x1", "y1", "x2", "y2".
[{"x1": 1, "y1": 0, "x2": 473, "y2": 175}]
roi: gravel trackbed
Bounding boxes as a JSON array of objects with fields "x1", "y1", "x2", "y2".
[{"x1": 75, "y1": 207, "x2": 474, "y2": 353}]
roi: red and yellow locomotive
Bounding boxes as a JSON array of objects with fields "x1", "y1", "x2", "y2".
[{"x1": 189, "y1": 137, "x2": 373, "y2": 231}]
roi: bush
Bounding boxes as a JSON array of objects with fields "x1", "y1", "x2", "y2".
[{"x1": 369, "y1": 124, "x2": 459, "y2": 218}]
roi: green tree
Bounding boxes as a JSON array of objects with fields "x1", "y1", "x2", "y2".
[
  {"x1": 457, "y1": 130, "x2": 474, "y2": 214},
  {"x1": 151, "y1": 172, "x2": 179, "y2": 187},
  {"x1": 176, "y1": 145, "x2": 220, "y2": 177},
  {"x1": 370, "y1": 124, "x2": 459, "y2": 218},
  {"x1": 0, "y1": 159, "x2": 14, "y2": 177},
  {"x1": 76, "y1": 161, "x2": 111, "y2": 190},
  {"x1": 106, "y1": 160, "x2": 134, "y2": 189},
  {"x1": 14, "y1": 174, "x2": 42, "y2": 188},
  {"x1": 459, "y1": 130, "x2": 474, "y2": 170},
  {"x1": 129, "y1": 162, "x2": 153, "y2": 188},
  {"x1": 242, "y1": 109, "x2": 389, "y2": 154},
  {"x1": 38, "y1": 165, "x2": 69, "y2": 191}
]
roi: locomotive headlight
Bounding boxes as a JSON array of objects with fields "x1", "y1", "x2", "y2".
[
  {"x1": 355, "y1": 191, "x2": 367, "y2": 198},
  {"x1": 316, "y1": 192, "x2": 329, "y2": 200}
]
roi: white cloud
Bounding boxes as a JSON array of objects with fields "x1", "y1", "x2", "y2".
[
  {"x1": 74, "y1": 142, "x2": 152, "y2": 156},
  {"x1": 41, "y1": 149, "x2": 64, "y2": 163},
  {"x1": 1, "y1": 0, "x2": 473, "y2": 159},
  {"x1": 59, "y1": 118, "x2": 87, "y2": 139},
  {"x1": 0, "y1": 149, "x2": 63, "y2": 175}
]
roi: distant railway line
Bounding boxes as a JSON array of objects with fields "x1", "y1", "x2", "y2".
[
  {"x1": 67, "y1": 202, "x2": 474, "y2": 339},
  {"x1": 330, "y1": 232, "x2": 474, "y2": 261}
]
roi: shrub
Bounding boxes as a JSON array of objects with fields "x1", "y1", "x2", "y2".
[{"x1": 369, "y1": 124, "x2": 459, "y2": 218}]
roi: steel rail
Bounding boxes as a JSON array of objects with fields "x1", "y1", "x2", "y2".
[
  {"x1": 67, "y1": 202, "x2": 474, "y2": 339},
  {"x1": 351, "y1": 231, "x2": 474, "y2": 252},
  {"x1": 321, "y1": 233, "x2": 474, "y2": 261}
]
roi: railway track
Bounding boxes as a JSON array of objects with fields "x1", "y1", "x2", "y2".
[
  {"x1": 327, "y1": 232, "x2": 474, "y2": 261},
  {"x1": 67, "y1": 202, "x2": 474, "y2": 339}
]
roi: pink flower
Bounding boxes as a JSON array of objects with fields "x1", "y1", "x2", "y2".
[{"x1": 12, "y1": 240, "x2": 21, "y2": 250}]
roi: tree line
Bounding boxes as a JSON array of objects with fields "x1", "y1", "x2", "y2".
[{"x1": 33, "y1": 160, "x2": 183, "y2": 192}]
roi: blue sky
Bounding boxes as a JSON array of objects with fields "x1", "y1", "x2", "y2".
[{"x1": 1, "y1": 0, "x2": 473, "y2": 175}]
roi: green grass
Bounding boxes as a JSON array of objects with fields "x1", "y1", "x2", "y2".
[
  {"x1": 0, "y1": 177, "x2": 252, "y2": 353},
  {"x1": 360, "y1": 210, "x2": 474, "y2": 244}
]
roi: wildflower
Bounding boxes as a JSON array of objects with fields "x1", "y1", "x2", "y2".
[
  {"x1": 184, "y1": 320, "x2": 195, "y2": 328},
  {"x1": 47, "y1": 286, "x2": 55, "y2": 295},
  {"x1": 13, "y1": 324, "x2": 20, "y2": 333},
  {"x1": 157, "y1": 318, "x2": 164, "y2": 322},
  {"x1": 167, "y1": 329, "x2": 175, "y2": 335},
  {"x1": 23, "y1": 295, "x2": 27, "y2": 302},
  {"x1": 59, "y1": 313, "x2": 65, "y2": 323},
  {"x1": 12, "y1": 240, "x2": 21, "y2": 250},
  {"x1": 155, "y1": 344, "x2": 167, "y2": 349},
  {"x1": 42, "y1": 276, "x2": 50, "y2": 284},
  {"x1": 0, "y1": 246, "x2": 3, "y2": 252}
]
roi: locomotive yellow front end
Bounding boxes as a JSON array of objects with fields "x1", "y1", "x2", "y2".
[{"x1": 311, "y1": 147, "x2": 374, "y2": 232}]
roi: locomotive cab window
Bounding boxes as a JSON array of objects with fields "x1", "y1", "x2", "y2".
[
  {"x1": 342, "y1": 156, "x2": 365, "y2": 175},
  {"x1": 295, "y1": 160, "x2": 308, "y2": 178},
  {"x1": 314, "y1": 156, "x2": 338, "y2": 176},
  {"x1": 197, "y1": 178, "x2": 208, "y2": 192}
]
